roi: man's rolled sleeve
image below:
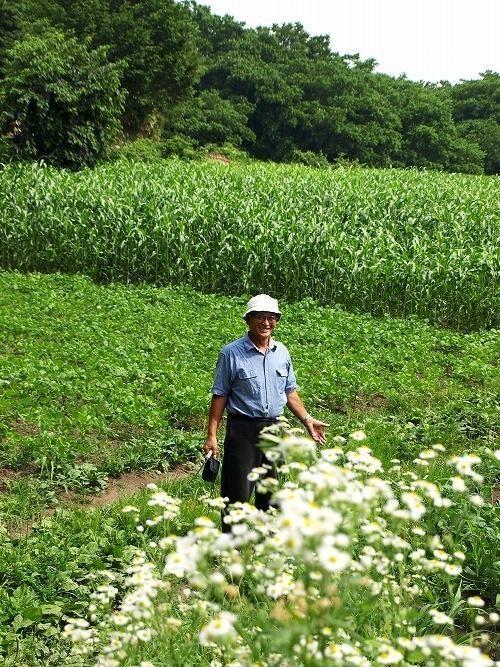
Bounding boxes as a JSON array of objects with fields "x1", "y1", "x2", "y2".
[
  {"x1": 211, "y1": 351, "x2": 231, "y2": 396},
  {"x1": 285, "y1": 356, "x2": 298, "y2": 393}
]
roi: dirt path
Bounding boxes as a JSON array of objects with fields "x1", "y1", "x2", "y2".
[
  {"x1": 7, "y1": 464, "x2": 193, "y2": 538},
  {"x1": 68, "y1": 465, "x2": 193, "y2": 508}
]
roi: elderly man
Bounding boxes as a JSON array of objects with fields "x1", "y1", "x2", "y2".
[{"x1": 203, "y1": 294, "x2": 328, "y2": 529}]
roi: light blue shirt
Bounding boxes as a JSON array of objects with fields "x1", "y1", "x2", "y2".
[{"x1": 211, "y1": 334, "x2": 298, "y2": 418}]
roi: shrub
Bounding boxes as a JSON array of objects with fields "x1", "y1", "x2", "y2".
[
  {"x1": 290, "y1": 148, "x2": 331, "y2": 168},
  {"x1": 163, "y1": 134, "x2": 199, "y2": 159},
  {"x1": 113, "y1": 138, "x2": 166, "y2": 163}
]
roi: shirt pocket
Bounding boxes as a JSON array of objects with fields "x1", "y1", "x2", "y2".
[
  {"x1": 276, "y1": 366, "x2": 289, "y2": 392},
  {"x1": 236, "y1": 367, "x2": 259, "y2": 396}
]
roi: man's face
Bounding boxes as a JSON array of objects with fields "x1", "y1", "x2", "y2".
[{"x1": 247, "y1": 312, "x2": 279, "y2": 340}]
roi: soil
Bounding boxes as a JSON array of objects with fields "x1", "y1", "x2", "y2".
[
  {"x1": 332, "y1": 393, "x2": 389, "y2": 414},
  {"x1": 6, "y1": 464, "x2": 193, "y2": 538},
  {"x1": 69, "y1": 465, "x2": 192, "y2": 508},
  {"x1": 0, "y1": 467, "x2": 19, "y2": 492},
  {"x1": 206, "y1": 151, "x2": 230, "y2": 165},
  {"x1": 9, "y1": 420, "x2": 40, "y2": 436}
]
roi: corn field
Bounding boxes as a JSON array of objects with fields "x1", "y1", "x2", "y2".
[{"x1": 0, "y1": 161, "x2": 498, "y2": 330}]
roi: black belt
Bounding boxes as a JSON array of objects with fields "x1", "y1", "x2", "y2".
[{"x1": 227, "y1": 413, "x2": 280, "y2": 422}]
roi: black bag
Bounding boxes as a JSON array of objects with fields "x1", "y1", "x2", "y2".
[{"x1": 202, "y1": 454, "x2": 220, "y2": 482}]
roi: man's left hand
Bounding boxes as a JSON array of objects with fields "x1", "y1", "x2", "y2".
[{"x1": 304, "y1": 418, "x2": 329, "y2": 444}]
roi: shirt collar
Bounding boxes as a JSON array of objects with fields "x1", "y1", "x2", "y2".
[{"x1": 244, "y1": 332, "x2": 277, "y2": 352}]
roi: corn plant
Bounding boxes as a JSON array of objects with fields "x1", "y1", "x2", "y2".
[{"x1": 0, "y1": 161, "x2": 498, "y2": 329}]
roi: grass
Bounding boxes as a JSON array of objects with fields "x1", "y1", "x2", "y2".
[
  {"x1": 0, "y1": 271, "x2": 498, "y2": 528},
  {"x1": 0, "y1": 473, "x2": 211, "y2": 665},
  {"x1": 0, "y1": 161, "x2": 499, "y2": 329}
]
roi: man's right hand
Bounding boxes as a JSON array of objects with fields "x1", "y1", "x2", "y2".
[{"x1": 203, "y1": 436, "x2": 219, "y2": 458}]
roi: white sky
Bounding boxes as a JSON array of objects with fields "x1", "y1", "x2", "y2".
[{"x1": 200, "y1": 0, "x2": 500, "y2": 83}]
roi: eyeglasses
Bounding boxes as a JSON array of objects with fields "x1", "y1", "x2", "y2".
[{"x1": 252, "y1": 313, "x2": 279, "y2": 322}]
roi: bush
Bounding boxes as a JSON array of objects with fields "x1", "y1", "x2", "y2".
[
  {"x1": 289, "y1": 148, "x2": 331, "y2": 168},
  {"x1": 163, "y1": 134, "x2": 199, "y2": 160},
  {"x1": 112, "y1": 138, "x2": 166, "y2": 163}
]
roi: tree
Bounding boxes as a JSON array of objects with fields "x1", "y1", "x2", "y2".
[
  {"x1": 190, "y1": 2, "x2": 245, "y2": 59},
  {"x1": 389, "y1": 80, "x2": 459, "y2": 170},
  {"x1": 16, "y1": 0, "x2": 202, "y2": 134},
  {"x1": 451, "y1": 71, "x2": 500, "y2": 123},
  {"x1": 450, "y1": 72, "x2": 500, "y2": 174},
  {"x1": 191, "y1": 19, "x2": 402, "y2": 165},
  {"x1": 0, "y1": 0, "x2": 26, "y2": 77},
  {"x1": 0, "y1": 27, "x2": 125, "y2": 168},
  {"x1": 165, "y1": 89, "x2": 255, "y2": 147},
  {"x1": 456, "y1": 118, "x2": 499, "y2": 174},
  {"x1": 105, "y1": 0, "x2": 201, "y2": 133}
]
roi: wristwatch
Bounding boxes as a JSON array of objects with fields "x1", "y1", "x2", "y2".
[{"x1": 302, "y1": 413, "x2": 313, "y2": 423}]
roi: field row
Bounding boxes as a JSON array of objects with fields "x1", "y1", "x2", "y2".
[{"x1": 0, "y1": 161, "x2": 499, "y2": 329}]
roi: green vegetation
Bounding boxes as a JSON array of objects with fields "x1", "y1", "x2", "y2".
[
  {"x1": 1, "y1": 271, "x2": 498, "y2": 528},
  {"x1": 0, "y1": 27, "x2": 125, "y2": 169},
  {"x1": 1, "y1": 161, "x2": 498, "y2": 329},
  {"x1": 0, "y1": 1, "x2": 498, "y2": 172},
  {"x1": 0, "y1": 473, "x2": 212, "y2": 664}
]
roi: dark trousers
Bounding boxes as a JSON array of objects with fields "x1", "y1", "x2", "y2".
[{"x1": 220, "y1": 415, "x2": 278, "y2": 532}]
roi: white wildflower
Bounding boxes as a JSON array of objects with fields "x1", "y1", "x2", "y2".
[
  {"x1": 419, "y1": 449, "x2": 437, "y2": 460},
  {"x1": 451, "y1": 476, "x2": 467, "y2": 492},
  {"x1": 429, "y1": 609, "x2": 454, "y2": 625},
  {"x1": 376, "y1": 645, "x2": 404, "y2": 664},
  {"x1": 318, "y1": 545, "x2": 351, "y2": 573},
  {"x1": 199, "y1": 612, "x2": 238, "y2": 646},
  {"x1": 467, "y1": 596, "x2": 485, "y2": 607}
]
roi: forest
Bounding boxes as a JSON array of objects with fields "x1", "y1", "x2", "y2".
[{"x1": 0, "y1": 0, "x2": 498, "y2": 172}]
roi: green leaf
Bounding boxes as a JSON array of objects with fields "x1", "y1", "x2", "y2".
[
  {"x1": 41, "y1": 604, "x2": 63, "y2": 617},
  {"x1": 12, "y1": 614, "x2": 36, "y2": 631}
]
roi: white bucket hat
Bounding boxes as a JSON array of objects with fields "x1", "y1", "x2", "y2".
[{"x1": 243, "y1": 294, "x2": 281, "y2": 319}]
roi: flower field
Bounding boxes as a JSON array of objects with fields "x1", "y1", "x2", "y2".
[
  {"x1": 63, "y1": 428, "x2": 500, "y2": 667},
  {"x1": 0, "y1": 161, "x2": 499, "y2": 330}
]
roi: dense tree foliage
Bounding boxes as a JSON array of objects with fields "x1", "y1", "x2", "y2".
[
  {"x1": 165, "y1": 89, "x2": 255, "y2": 147},
  {"x1": 0, "y1": 27, "x2": 124, "y2": 169},
  {"x1": 0, "y1": 0, "x2": 498, "y2": 172},
  {"x1": 5, "y1": 0, "x2": 202, "y2": 133},
  {"x1": 449, "y1": 72, "x2": 500, "y2": 174}
]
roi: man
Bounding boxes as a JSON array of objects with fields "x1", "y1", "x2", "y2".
[{"x1": 203, "y1": 294, "x2": 328, "y2": 530}]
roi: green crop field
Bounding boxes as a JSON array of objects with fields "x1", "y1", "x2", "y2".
[
  {"x1": 1, "y1": 161, "x2": 499, "y2": 330},
  {"x1": 0, "y1": 159, "x2": 499, "y2": 666}
]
